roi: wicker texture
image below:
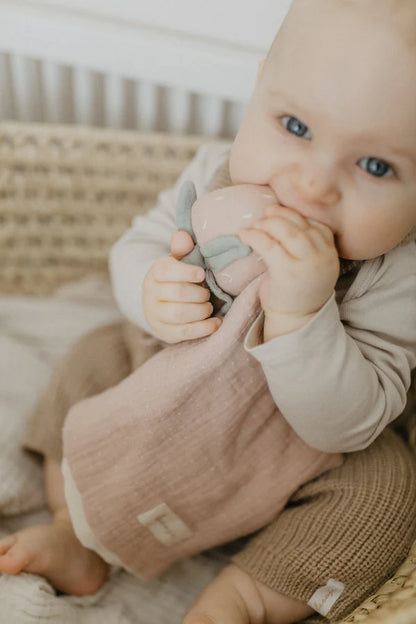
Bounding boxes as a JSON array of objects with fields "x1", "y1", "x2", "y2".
[
  {"x1": 0, "y1": 122, "x2": 205, "y2": 295},
  {"x1": 0, "y1": 121, "x2": 415, "y2": 624},
  {"x1": 339, "y1": 540, "x2": 416, "y2": 623}
]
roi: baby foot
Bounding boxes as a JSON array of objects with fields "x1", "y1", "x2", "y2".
[
  {"x1": 183, "y1": 564, "x2": 314, "y2": 624},
  {"x1": 0, "y1": 510, "x2": 108, "y2": 595}
]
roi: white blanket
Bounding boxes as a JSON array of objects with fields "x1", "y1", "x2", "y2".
[{"x1": 0, "y1": 274, "x2": 224, "y2": 623}]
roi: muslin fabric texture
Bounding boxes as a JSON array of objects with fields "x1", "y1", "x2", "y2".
[{"x1": 61, "y1": 273, "x2": 342, "y2": 580}]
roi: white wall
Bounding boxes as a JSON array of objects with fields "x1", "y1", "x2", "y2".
[{"x1": 23, "y1": 0, "x2": 291, "y2": 49}]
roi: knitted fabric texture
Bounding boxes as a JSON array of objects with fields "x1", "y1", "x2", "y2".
[{"x1": 232, "y1": 428, "x2": 416, "y2": 622}]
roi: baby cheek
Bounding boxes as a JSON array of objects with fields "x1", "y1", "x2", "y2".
[{"x1": 342, "y1": 216, "x2": 407, "y2": 259}]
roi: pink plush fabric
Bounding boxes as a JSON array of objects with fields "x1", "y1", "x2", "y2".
[
  {"x1": 190, "y1": 184, "x2": 272, "y2": 295},
  {"x1": 63, "y1": 273, "x2": 342, "y2": 580}
]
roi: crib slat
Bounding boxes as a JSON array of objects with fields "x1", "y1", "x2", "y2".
[
  {"x1": 224, "y1": 100, "x2": 246, "y2": 139},
  {"x1": 41, "y1": 60, "x2": 76, "y2": 123},
  {"x1": 0, "y1": 54, "x2": 15, "y2": 120},
  {"x1": 135, "y1": 81, "x2": 159, "y2": 131},
  {"x1": 196, "y1": 95, "x2": 225, "y2": 137},
  {"x1": 72, "y1": 67, "x2": 95, "y2": 125},
  {"x1": 104, "y1": 74, "x2": 126, "y2": 128},
  {"x1": 10, "y1": 55, "x2": 42, "y2": 122},
  {"x1": 41, "y1": 61, "x2": 61, "y2": 123},
  {"x1": 166, "y1": 87, "x2": 191, "y2": 134}
]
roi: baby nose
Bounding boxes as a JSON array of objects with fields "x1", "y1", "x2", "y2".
[{"x1": 293, "y1": 162, "x2": 341, "y2": 205}]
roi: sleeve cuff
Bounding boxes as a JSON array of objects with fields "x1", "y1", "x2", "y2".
[{"x1": 244, "y1": 294, "x2": 340, "y2": 366}]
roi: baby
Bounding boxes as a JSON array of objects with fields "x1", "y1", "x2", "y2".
[{"x1": 1, "y1": 1, "x2": 416, "y2": 623}]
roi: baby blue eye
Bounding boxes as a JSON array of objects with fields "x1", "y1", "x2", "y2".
[
  {"x1": 281, "y1": 116, "x2": 312, "y2": 139},
  {"x1": 358, "y1": 157, "x2": 393, "y2": 178}
]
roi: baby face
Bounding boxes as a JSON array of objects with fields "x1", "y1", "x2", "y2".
[{"x1": 229, "y1": 0, "x2": 416, "y2": 260}]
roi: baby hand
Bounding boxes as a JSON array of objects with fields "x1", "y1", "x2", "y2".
[
  {"x1": 142, "y1": 231, "x2": 221, "y2": 344},
  {"x1": 239, "y1": 205, "x2": 339, "y2": 339}
]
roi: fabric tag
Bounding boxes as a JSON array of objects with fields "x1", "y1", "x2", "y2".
[
  {"x1": 307, "y1": 578, "x2": 345, "y2": 616},
  {"x1": 137, "y1": 503, "x2": 193, "y2": 546}
]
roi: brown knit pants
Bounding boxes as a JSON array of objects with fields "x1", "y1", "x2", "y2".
[{"x1": 23, "y1": 321, "x2": 416, "y2": 623}]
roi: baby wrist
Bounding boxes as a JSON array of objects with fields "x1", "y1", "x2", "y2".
[{"x1": 263, "y1": 309, "x2": 316, "y2": 341}]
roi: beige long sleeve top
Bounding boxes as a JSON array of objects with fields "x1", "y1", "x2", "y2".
[{"x1": 109, "y1": 141, "x2": 416, "y2": 453}]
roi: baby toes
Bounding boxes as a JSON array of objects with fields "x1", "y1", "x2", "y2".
[
  {"x1": 0, "y1": 537, "x2": 29, "y2": 575},
  {"x1": 0, "y1": 535, "x2": 17, "y2": 554}
]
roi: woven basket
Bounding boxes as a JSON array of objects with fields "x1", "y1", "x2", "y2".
[
  {"x1": 0, "y1": 121, "x2": 205, "y2": 295},
  {"x1": 0, "y1": 121, "x2": 415, "y2": 624}
]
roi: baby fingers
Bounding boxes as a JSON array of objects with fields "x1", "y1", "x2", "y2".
[
  {"x1": 152, "y1": 316, "x2": 221, "y2": 344},
  {"x1": 155, "y1": 281, "x2": 211, "y2": 304},
  {"x1": 155, "y1": 300, "x2": 214, "y2": 325},
  {"x1": 306, "y1": 218, "x2": 336, "y2": 245},
  {"x1": 239, "y1": 227, "x2": 288, "y2": 270},
  {"x1": 152, "y1": 256, "x2": 205, "y2": 284},
  {"x1": 264, "y1": 204, "x2": 309, "y2": 230},
  {"x1": 303, "y1": 225, "x2": 337, "y2": 253},
  {"x1": 241, "y1": 215, "x2": 317, "y2": 259}
]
